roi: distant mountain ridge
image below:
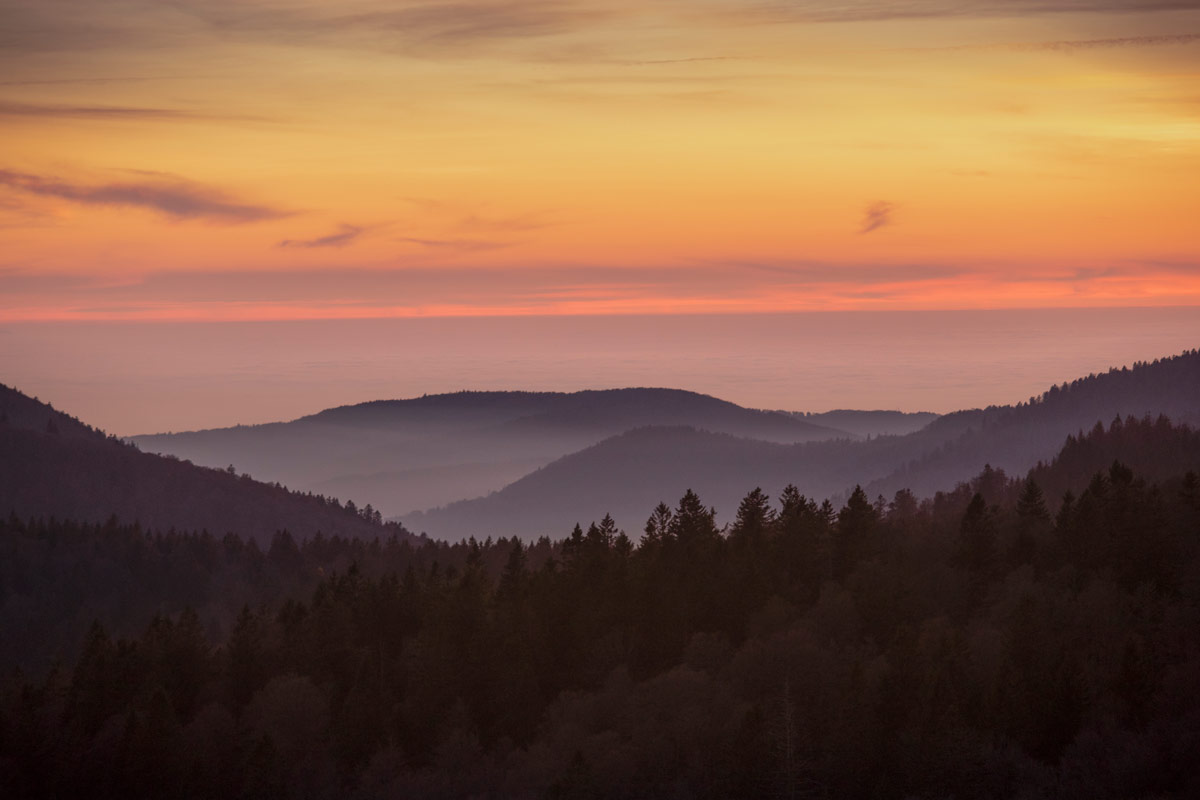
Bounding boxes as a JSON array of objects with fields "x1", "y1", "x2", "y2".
[
  {"x1": 863, "y1": 350, "x2": 1200, "y2": 498},
  {"x1": 0, "y1": 384, "x2": 417, "y2": 546},
  {"x1": 298, "y1": 388, "x2": 847, "y2": 441},
  {"x1": 130, "y1": 388, "x2": 848, "y2": 516},
  {"x1": 17, "y1": 351, "x2": 1200, "y2": 543},
  {"x1": 407, "y1": 350, "x2": 1200, "y2": 539},
  {"x1": 791, "y1": 409, "x2": 941, "y2": 438},
  {"x1": 302, "y1": 390, "x2": 559, "y2": 427}
]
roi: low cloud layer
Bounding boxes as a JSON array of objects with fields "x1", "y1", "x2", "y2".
[
  {"x1": 0, "y1": 261, "x2": 960, "y2": 304},
  {"x1": 3, "y1": 257, "x2": 1196, "y2": 321},
  {"x1": 0, "y1": 169, "x2": 288, "y2": 223}
]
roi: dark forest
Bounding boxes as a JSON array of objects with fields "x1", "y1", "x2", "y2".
[{"x1": 3, "y1": 415, "x2": 1199, "y2": 798}]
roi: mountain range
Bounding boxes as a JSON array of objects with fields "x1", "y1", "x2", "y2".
[
  {"x1": 128, "y1": 388, "x2": 857, "y2": 518},
  {"x1": 406, "y1": 351, "x2": 1200, "y2": 539},
  {"x1": 7, "y1": 350, "x2": 1199, "y2": 543}
]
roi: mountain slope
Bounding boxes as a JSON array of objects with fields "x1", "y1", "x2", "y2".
[
  {"x1": 403, "y1": 423, "x2": 913, "y2": 540},
  {"x1": 403, "y1": 426, "x2": 807, "y2": 539},
  {"x1": 864, "y1": 349, "x2": 1200, "y2": 498},
  {"x1": 0, "y1": 384, "x2": 416, "y2": 545},
  {"x1": 130, "y1": 388, "x2": 846, "y2": 516},
  {"x1": 409, "y1": 350, "x2": 1200, "y2": 540}
]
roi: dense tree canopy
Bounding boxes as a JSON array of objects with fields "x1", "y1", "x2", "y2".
[{"x1": 2, "y1": 418, "x2": 1200, "y2": 798}]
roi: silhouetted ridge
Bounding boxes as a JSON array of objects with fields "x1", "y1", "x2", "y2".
[
  {"x1": 306, "y1": 388, "x2": 838, "y2": 436},
  {"x1": 303, "y1": 390, "x2": 559, "y2": 426},
  {"x1": 865, "y1": 349, "x2": 1200, "y2": 498},
  {"x1": 502, "y1": 389, "x2": 839, "y2": 437},
  {"x1": 0, "y1": 382, "x2": 108, "y2": 441},
  {"x1": 0, "y1": 385, "x2": 417, "y2": 546}
]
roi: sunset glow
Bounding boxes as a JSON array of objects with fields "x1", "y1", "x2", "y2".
[{"x1": 3, "y1": 0, "x2": 1199, "y2": 321}]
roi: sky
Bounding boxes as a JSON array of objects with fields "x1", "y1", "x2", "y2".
[
  {"x1": 4, "y1": 308, "x2": 1198, "y2": 434},
  {"x1": 2, "y1": 0, "x2": 1200, "y2": 320},
  {"x1": 1, "y1": 1, "x2": 1199, "y2": 430}
]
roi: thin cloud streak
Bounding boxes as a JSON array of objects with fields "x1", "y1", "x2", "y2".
[
  {"x1": 0, "y1": 76, "x2": 191, "y2": 87},
  {"x1": 186, "y1": 0, "x2": 594, "y2": 40},
  {"x1": 280, "y1": 224, "x2": 365, "y2": 249},
  {"x1": 331, "y1": 2, "x2": 602, "y2": 47},
  {"x1": 0, "y1": 1, "x2": 608, "y2": 58},
  {"x1": 914, "y1": 32, "x2": 1200, "y2": 54},
  {"x1": 0, "y1": 169, "x2": 289, "y2": 223},
  {"x1": 398, "y1": 237, "x2": 509, "y2": 252},
  {"x1": 3, "y1": 0, "x2": 1198, "y2": 68},
  {"x1": 727, "y1": 1, "x2": 1200, "y2": 24},
  {"x1": 618, "y1": 56, "x2": 746, "y2": 66},
  {"x1": 0, "y1": 99, "x2": 275, "y2": 122},
  {"x1": 0, "y1": 100, "x2": 186, "y2": 119},
  {"x1": 724, "y1": 260, "x2": 962, "y2": 283}
]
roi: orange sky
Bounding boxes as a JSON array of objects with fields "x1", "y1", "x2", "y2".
[{"x1": 2, "y1": 0, "x2": 1200, "y2": 320}]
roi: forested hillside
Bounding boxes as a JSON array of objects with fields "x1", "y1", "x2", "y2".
[
  {"x1": 865, "y1": 349, "x2": 1200, "y2": 497},
  {"x1": 0, "y1": 385, "x2": 415, "y2": 546},
  {"x1": 3, "y1": 417, "x2": 1199, "y2": 799},
  {"x1": 0, "y1": 517, "x2": 543, "y2": 675}
]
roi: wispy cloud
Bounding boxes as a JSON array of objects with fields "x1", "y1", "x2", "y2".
[
  {"x1": 398, "y1": 236, "x2": 509, "y2": 252},
  {"x1": 0, "y1": 76, "x2": 185, "y2": 87},
  {"x1": 618, "y1": 56, "x2": 746, "y2": 66},
  {"x1": 0, "y1": 168, "x2": 289, "y2": 223},
  {"x1": 0, "y1": 1, "x2": 606, "y2": 59},
  {"x1": 859, "y1": 201, "x2": 895, "y2": 234},
  {"x1": 332, "y1": 2, "x2": 601, "y2": 47},
  {"x1": 280, "y1": 224, "x2": 365, "y2": 248},
  {"x1": 0, "y1": 99, "x2": 272, "y2": 122},
  {"x1": 395, "y1": 200, "x2": 550, "y2": 251},
  {"x1": 4, "y1": 0, "x2": 1198, "y2": 68},
  {"x1": 402, "y1": 198, "x2": 554, "y2": 232},
  {"x1": 0, "y1": 100, "x2": 186, "y2": 119},
  {"x1": 726, "y1": 1, "x2": 1200, "y2": 24},
  {"x1": 917, "y1": 32, "x2": 1200, "y2": 54}
]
